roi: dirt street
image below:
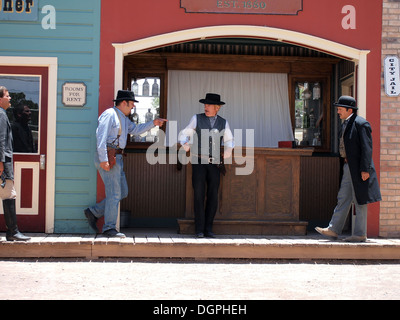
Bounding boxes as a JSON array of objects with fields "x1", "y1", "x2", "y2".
[{"x1": 0, "y1": 258, "x2": 399, "y2": 300}]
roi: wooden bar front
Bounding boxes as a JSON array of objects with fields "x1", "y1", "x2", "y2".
[{"x1": 178, "y1": 148, "x2": 313, "y2": 235}]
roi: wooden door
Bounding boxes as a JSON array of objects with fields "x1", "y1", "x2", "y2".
[{"x1": 0, "y1": 66, "x2": 48, "y2": 232}]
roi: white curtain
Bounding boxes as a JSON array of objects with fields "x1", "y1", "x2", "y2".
[{"x1": 166, "y1": 70, "x2": 294, "y2": 147}]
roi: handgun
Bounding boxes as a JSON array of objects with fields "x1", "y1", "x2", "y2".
[{"x1": 1, "y1": 172, "x2": 6, "y2": 189}]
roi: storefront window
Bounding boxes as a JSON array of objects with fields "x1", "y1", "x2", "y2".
[
  {"x1": 129, "y1": 77, "x2": 161, "y2": 144},
  {"x1": 291, "y1": 77, "x2": 330, "y2": 151}
]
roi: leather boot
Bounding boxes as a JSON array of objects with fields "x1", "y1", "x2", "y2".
[{"x1": 3, "y1": 199, "x2": 30, "y2": 241}]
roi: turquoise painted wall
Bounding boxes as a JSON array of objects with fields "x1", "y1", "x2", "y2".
[{"x1": 0, "y1": 0, "x2": 101, "y2": 233}]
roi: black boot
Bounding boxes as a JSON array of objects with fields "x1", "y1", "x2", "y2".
[{"x1": 3, "y1": 199, "x2": 30, "y2": 241}]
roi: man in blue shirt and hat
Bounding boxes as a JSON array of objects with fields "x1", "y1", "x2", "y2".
[{"x1": 84, "y1": 90, "x2": 167, "y2": 237}]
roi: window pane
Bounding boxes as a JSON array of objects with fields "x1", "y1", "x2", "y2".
[
  {"x1": 0, "y1": 75, "x2": 40, "y2": 153},
  {"x1": 130, "y1": 77, "x2": 160, "y2": 143},
  {"x1": 294, "y1": 81, "x2": 323, "y2": 147}
]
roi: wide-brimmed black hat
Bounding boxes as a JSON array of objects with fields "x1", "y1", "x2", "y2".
[
  {"x1": 113, "y1": 90, "x2": 138, "y2": 103},
  {"x1": 199, "y1": 93, "x2": 225, "y2": 105},
  {"x1": 333, "y1": 96, "x2": 357, "y2": 110}
]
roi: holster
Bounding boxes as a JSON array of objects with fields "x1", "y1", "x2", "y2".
[{"x1": 107, "y1": 147, "x2": 117, "y2": 170}]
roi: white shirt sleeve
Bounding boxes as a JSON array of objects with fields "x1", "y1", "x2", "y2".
[
  {"x1": 178, "y1": 115, "x2": 197, "y2": 145},
  {"x1": 223, "y1": 120, "x2": 235, "y2": 148}
]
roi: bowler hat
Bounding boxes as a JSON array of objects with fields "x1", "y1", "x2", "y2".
[
  {"x1": 333, "y1": 96, "x2": 357, "y2": 110},
  {"x1": 199, "y1": 93, "x2": 225, "y2": 105},
  {"x1": 113, "y1": 90, "x2": 138, "y2": 103}
]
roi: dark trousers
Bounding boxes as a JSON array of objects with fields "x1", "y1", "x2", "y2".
[{"x1": 192, "y1": 163, "x2": 220, "y2": 234}]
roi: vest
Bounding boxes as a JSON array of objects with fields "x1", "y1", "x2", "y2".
[
  {"x1": 194, "y1": 113, "x2": 226, "y2": 157},
  {"x1": 339, "y1": 120, "x2": 349, "y2": 159}
]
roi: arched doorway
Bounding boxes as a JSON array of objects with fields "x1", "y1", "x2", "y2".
[
  {"x1": 112, "y1": 26, "x2": 369, "y2": 232},
  {"x1": 113, "y1": 26, "x2": 368, "y2": 117}
]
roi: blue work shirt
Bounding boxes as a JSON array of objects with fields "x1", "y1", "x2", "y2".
[{"x1": 96, "y1": 107, "x2": 154, "y2": 162}]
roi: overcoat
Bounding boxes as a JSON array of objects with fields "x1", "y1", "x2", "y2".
[
  {"x1": 0, "y1": 108, "x2": 14, "y2": 180},
  {"x1": 342, "y1": 114, "x2": 381, "y2": 205}
]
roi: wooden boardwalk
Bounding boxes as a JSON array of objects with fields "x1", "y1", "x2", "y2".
[{"x1": 1, "y1": 229, "x2": 400, "y2": 260}]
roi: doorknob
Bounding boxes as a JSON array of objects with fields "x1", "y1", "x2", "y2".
[{"x1": 40, "y1": 155, "x2": 46, "y2": 170}]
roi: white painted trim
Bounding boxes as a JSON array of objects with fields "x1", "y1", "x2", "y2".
[
  {"x1": 14, "y1": 162, "x2": 40, "y2": 215},
  {"x1": 113, "y1": 25, "x2": 370, "y2": 118},
  {"x1": 113, "y1": 44, "x2": 124, "y2": 97},
  {"x1": 0, "y1": 56, "x2": 57, "y2": 233},
  {"x1": 356, "y1": 52, "x2": 368, "y2": 119}
]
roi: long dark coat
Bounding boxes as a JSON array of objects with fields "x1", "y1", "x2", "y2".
[
  {"x1": 0, "y1": 108, "x2": 14, "y2": 180},
  {"x1": 342, "y1": 114, "x2": 381, "y2": 205}
]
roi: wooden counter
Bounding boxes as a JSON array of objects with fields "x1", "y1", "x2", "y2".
[{"x1": 178, "y1": 148, "x2": 313, "y2": 235}]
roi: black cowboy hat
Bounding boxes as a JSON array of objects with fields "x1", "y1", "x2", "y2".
[
  {"x1": 333, "y1": 95, "x2": 358, "y2": 110},
  {"x1": 113, "y1": 90, "x2": 138, "y2": 103},
  {"x1": 199, "y1": 93, "x2": 225, "y2": 105}
]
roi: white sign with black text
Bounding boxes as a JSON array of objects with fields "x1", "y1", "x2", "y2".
[
  {"x1": 62, "y1": 82, "x2": 87, "y2": 107},
  {"x1": 384, "y1": 56, "x2": 400, "y2": 97}
]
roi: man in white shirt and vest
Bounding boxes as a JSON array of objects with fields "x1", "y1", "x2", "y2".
[{"x1": 180, "y1": 93, "x2": 234, "y2": 238}]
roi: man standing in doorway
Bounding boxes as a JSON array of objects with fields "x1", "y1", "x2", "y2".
[
  {"x1": 84, "y1": 90, "x2": 167, "y2": 238},
  {"x1": 315, "y1": 96, "x2": 381, "y2": 242},
  {"x1": 180, "y1": 93, "x2": 234, "y2": 238},
  {"x1": 0, "y1": 86, "x2": 30, "y2": 241}
]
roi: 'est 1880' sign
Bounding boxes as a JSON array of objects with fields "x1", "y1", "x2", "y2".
[{"x1": 181, "y1": 0, "x2": 303, "y2": 15}]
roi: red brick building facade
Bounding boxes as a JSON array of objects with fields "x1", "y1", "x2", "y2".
[{"x1": 380, "y1": 0, "x2": 400, "y2": 237}]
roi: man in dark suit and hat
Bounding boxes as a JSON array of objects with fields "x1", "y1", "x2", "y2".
[
  {"x1": 316, "y1": 96, "x2": 381, "y2": 242},
  {"x1": 84, "y1": 90, "x2": 167, "y2": 237},
  {"x1": 180, "y1": 93, "x2": 234, "y2": 238}
]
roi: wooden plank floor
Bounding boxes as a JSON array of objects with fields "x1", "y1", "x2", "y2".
[{"x1": 1, "y1": 229, "x2": 400, "y2": 260}]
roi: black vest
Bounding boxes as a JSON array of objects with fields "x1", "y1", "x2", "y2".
[{"x1": 194, "y1": 113, "x2": 226, "y2": 157}]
